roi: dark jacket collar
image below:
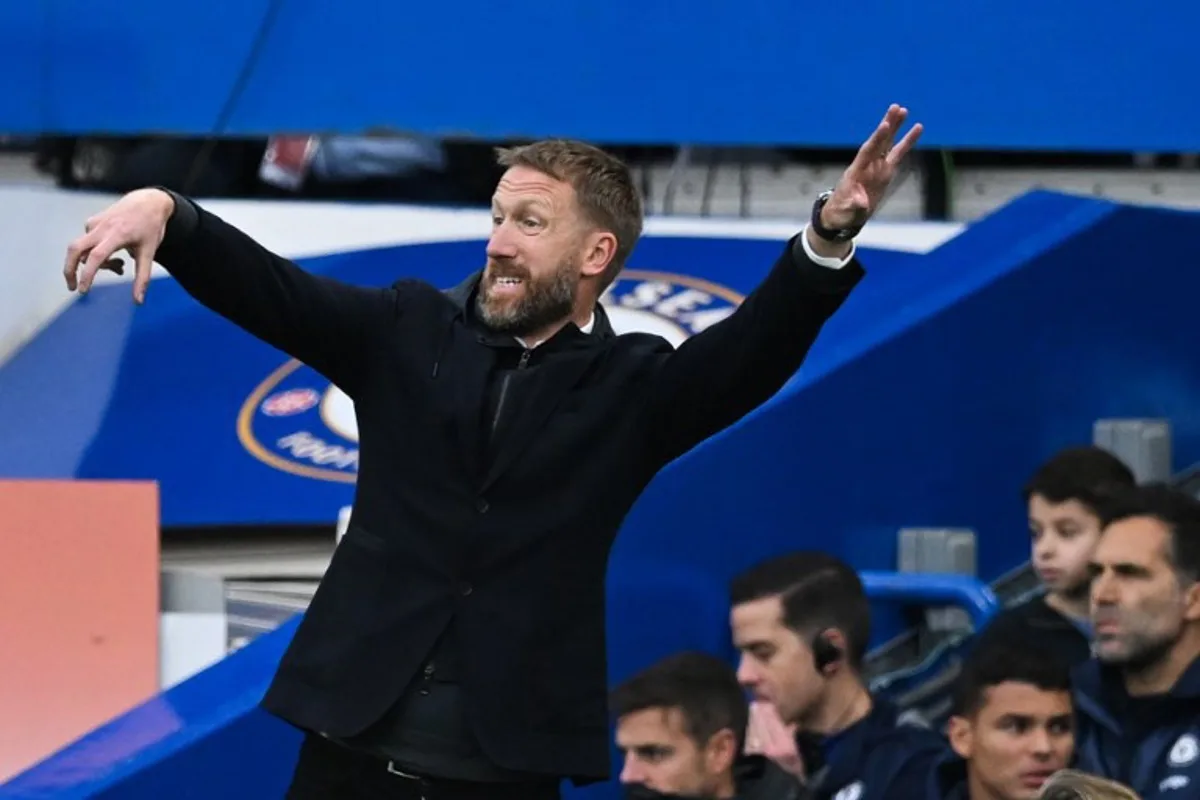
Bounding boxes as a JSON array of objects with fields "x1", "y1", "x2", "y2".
[
  {"x1": 620, "y1": 756, "x2": 803, "y2": 800},
  {"x1": 1073, "y1": 653, "x2": 1200, "y2": 732},
  {"x1": 734, "y1": 754, "x2": 803, "y2": 800},
  {"x1": 444, "y1": 269, "x2": 617, "y2": 346},
  {"x1": 929, "y1": 754, "x2": 970, "y2": 800},
  {"x1": 802, "y1": 697, "x2": 913, "y2": 790}
]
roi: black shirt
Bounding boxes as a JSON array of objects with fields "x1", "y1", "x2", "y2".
[{"x1": 974, "y1": 593, "x2": 1092, "y2": 669}]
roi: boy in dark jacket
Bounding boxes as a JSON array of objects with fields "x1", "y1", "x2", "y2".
[{"x1": 977, "y1": 447, "x2": 1135, "y2": 669}]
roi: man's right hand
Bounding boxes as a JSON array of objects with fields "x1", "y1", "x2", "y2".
[
  {"x1": 64, "y1": 188, "x2": 176, "y2": 304},
  {"x1": 745, "y1": 701, "x2": 807, "y2": 780}
]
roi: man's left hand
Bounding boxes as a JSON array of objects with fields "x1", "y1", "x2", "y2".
[{"x1": 822, "y1": 104, "x2": 924, "y2": 232}]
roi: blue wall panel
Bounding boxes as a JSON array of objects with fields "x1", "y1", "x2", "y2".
[{"x1": 1, "y1": 0, "x2": 1198, "y2": 150}]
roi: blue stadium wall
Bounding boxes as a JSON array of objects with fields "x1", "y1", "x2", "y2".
[
  {"x1": 5, "y1": 190, "x2": 1200, "y2": 798},
  {"x1": 3, "y1": 0, "x2": 1199, "y2": 150}
]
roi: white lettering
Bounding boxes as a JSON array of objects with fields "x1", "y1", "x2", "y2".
[
  {"x1": 618, "y1": 281, "x2": 673, "y2": 309},
  {"x1": 653, "y1": 289, "x2": 712, "y2": 318},
  {"x1": 277, "y1": 431, "x2": 359, "y2": 470}
]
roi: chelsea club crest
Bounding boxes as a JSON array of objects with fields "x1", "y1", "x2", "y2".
[{"x1": 237, "y1": 270, "x2": 743, "y2": 482}]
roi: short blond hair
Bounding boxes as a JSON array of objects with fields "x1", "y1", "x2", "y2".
[
  {"x1": 1038, "y1": 770, "x2": 1141, "y2": 800},
  {"x1": 495, "y1": 140, "x2": 643, "y2": 290}
]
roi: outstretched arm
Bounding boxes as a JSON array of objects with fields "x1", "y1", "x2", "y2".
[
  {"x1": 64, "y1": 188, "x2": 401, "y2": 394},
  {"x1": 639, "y1": 105, "x2": 923, "y2": 466}
]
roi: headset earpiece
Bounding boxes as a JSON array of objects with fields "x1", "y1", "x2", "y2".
[{"x1": 811, "y1": 634, "x2": 843, "y2": 673}]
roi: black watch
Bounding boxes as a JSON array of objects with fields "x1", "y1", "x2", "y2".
[{"x1": 810, "y1": 190, "x2": 861, "y2": 243}]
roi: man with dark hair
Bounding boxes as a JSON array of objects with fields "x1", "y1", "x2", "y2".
[
  {"x1": 63, "y1": 106, "x2": 922, "y2": 798},
  {"x1": 929, "y1": 644, "x2": 1074, "y2": 799},
  {"x1": 1073, "y1": 483, "x2": 1200, "y2": 800},
  {"x1": 729, "y1": 551, "x2": 948, "y2": 800},
  {"x1": 612, "y1": 652, "x2": 799, "y2": 800},
  {"x1": 977, "y1": 446, "x2": 1136, "y2": 668}
]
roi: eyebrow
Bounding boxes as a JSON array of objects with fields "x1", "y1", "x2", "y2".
[
  {"x1": 492, "y1": 197, "x2": 550, "y2": 213},
  {"x1": 1089, "y1": 560, "x2": 1154, "y2": 577}
]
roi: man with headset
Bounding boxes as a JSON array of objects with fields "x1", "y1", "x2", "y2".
[{"x1": 730, "y1": 551, "x2": 949, "y2": 800}]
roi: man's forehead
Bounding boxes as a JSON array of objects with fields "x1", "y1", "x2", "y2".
[
  {"x1": 616, "y1": 706, "x2": 688, "y2": 742},
  {"x1": 1097, "y1": 516, "x2": 1169, "y2": 563},
  {"x1": 731, "y1": 597, "x2": 787, "y2": 641},
  {"x1": 493, "y1": 166, "x2": 568, "y2": 204}
]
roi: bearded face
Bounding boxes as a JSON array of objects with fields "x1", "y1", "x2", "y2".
[{"x1": 475, "y1": 253, "x2": 581, "y2": 339}]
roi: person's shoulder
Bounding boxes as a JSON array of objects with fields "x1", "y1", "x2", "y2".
[
  {"x1": 610, "y1": 330, "x2": 677, "y2": 355},
  {"x1": 870, "y1": 732, "x2": 951, "y2": 800},
  {"x1": 977, "y1": 594, "x2": 1069, "y2": 645},
  {"x1": 881, "y1": 718, "x2": 949, "y2": 752}
]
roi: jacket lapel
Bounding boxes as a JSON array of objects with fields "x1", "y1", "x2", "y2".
[
  {"x1": 449, "y1": 329, "x2": 496, "y2": 484},
  {"x1": 479, "y1": 348, "x2": 595, "y2": 493}
]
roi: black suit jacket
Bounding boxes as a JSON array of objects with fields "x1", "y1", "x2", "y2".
[{"x1": 153, "y1": 194, "x2": 864, "y2": 780}]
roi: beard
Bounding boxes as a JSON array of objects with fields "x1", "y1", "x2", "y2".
[
  {"x1": 475, "y1": 256, "x2": 579, "y2": 338},
  {"x1": 1094, "y1": 605, "x2": 1183, "y2": 672}
]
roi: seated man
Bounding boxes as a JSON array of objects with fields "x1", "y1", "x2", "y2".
[
  {"x1": 1073, "y1": 483, "x2": 1200, "y2": 800},
  {"x1": 612, "y1": 651, "x2": 801, "y2": 800},
  {"x1": 977, "y1": 446, "x2": 1135, "y2": 669},
  {"x1": 729, "y1": 551, "x2": 949, "y2": 800},
  {"x1": 930, "y1": 643, "x2": 1074, "y2": 799}
]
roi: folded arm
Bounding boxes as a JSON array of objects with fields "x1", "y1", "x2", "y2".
[{"x1": 640, "y1": 228, "x2": 864, "y2": 467}]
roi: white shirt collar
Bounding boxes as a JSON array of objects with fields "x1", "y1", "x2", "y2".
[{"x1": 516, "y1": 312, "x2": 595, "y2": 349}]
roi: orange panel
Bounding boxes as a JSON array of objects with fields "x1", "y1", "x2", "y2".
[{"x1": 0, "y1": 480, "x2": 160, "y2": 781}]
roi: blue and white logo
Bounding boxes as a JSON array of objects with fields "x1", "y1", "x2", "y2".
[{"x1": 238, "y1": 270, "x2": 743, "y2": 481}]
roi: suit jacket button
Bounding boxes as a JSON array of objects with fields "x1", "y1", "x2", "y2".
[
  {"x1": 459, "y1": 582, "x2": 473, "y2": 596},
  {"x1": 476, "y1": 498, "x2": 489, "y2": 514}
]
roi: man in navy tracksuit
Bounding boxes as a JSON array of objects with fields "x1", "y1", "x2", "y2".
[
  {"x1": 731, "y1": 552, "x2": 949, "y2": 800},
  {"x1": 926, "y1": 643, "x2": 1074, "y2": 800},
  {"x1": 1072, "y1": 484, "x2": 1200, "y2": 799}
]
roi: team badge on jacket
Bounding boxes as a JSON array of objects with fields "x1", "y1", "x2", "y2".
[{"x1": 238, "y1": 270, "x2": 743, "y2": 481}]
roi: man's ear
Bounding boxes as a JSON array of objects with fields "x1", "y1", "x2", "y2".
[
  {"x1": 1181, "y1": 578, "x2": 1200, "y2": 623},
  {"x1": 704, "y1": 728, "x2": 739, "y2": 776},
  {"x1": 947, "y1": 715, "x2": 974, "y2": 759},
  {"x1": 580, "y1": 229, "x2": 617, "y2": 280}
]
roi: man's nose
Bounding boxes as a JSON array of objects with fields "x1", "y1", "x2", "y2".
[
  {"x1": 1091, "y1": 571, "x2": 1118, "y2": 605},
  {"x1": 619, "y1": 758, "x2": 643, "y2": 784},
  {"x1": 736, "y1": 656, "x2": 757, "y2": 688},
  {"x1": 1028, "y1": 727, "x2": 1054, "y2": 756},
  {"x1": 487, "y1": 223, "x2": 518, "y2": 260}
]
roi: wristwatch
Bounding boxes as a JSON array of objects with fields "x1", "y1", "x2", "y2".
[{"x1": 810, "y1": 190, "x2": 861, "y2": 243}]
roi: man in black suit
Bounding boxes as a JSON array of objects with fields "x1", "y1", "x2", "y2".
[{"x1": 63, "y1": 105, "x2": 922, "y2": 799}]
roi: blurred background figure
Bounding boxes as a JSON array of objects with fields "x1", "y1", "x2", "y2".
[
  {"x1": 1037, "y1": 770, "x2": 1141, "y2": 800},
  {"x1": 611, "y1": 651, "x2": 800, "y2": 799}
]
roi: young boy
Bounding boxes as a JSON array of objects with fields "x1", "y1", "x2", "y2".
[{"x1": 975, "y1": 446, "x2": 1135, "y2": 668}]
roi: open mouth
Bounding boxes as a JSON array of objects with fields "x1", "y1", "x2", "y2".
[
  {"x1": 1020, "y1": 770, "x2": 1056, "y2": 788},
  {"x1": 490, "y1": 275, "x2": 524, "y2": 296}
]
